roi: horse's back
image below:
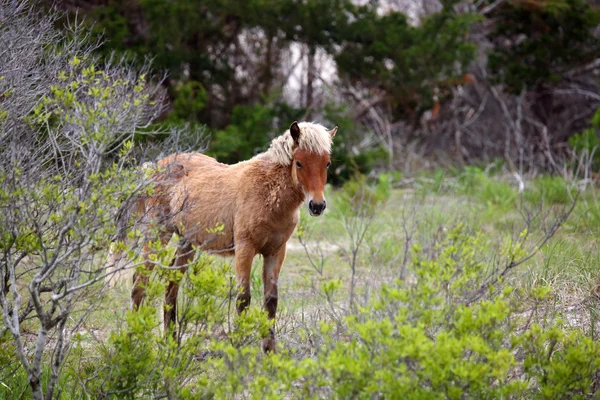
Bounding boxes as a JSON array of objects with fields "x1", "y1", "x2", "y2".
[
  {"x1": 156, "y1": 152, "x2": 240, "y2": 254},
  {"x1": 157, "y1": 152, "x2": 228, "y2": 173}
]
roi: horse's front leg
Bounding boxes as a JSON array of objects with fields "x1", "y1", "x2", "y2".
[
  {"x1": 262, "y1": 246, "x2": 286, "y2": 353},
  {"x1": 234, "y1": 244, "x2": 256, "y2": 314}
]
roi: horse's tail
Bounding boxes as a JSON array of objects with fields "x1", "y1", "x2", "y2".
[{"x1": 105, "y1": 162, "x2": 153, "y2": 288}]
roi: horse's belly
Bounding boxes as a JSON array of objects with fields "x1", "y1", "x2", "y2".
[
  {"x1": 201, "y1": 234, "x2": 236, "y2": 257},
  {"x1": 187, "y1": 226, "x2": 235, "y2": 257}
]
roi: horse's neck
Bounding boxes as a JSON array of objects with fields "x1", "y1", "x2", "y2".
[{"x1": 262, "y1": 162, "x2": 305, "y2": 213}]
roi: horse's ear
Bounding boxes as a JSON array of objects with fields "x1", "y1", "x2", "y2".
[
  {"x1": 329, "y1": 126, "x2": 338, "y2": 139},
  {"x1": 290, "y1": 121, "x2": 301, "y2": 146}
]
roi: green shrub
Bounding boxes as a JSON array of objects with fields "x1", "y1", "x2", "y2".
[
  {"x1": 570, "y1": 196, "x2": 600, "y2": 233},
  {"x1": 3, "y1": 217, "x2": 598, "y2": 398},
  {"x1": 166, "y1": 80, "x2": 208, "y2": 123},
  {"x1": 0, "y1": 4, "x2": 188, "y2": 398},
  {"x1": 417, "y1": 168, "x2": 449, "y2": 196},
  {"x1": 480, "y1": 179, "x2": 518, "y2": 209},
  {"x1": 68, "y1": 251, "x2": 273, "y2": 399},
  {"x1": 457, "y1": 165, "x2": 484, "y2": 195},
  {"x1": 100, "y1": 305, "x2": 163, "y2": 398}
]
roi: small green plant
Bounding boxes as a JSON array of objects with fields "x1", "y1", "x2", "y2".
[
  {"x1": 457, "y1": 165, "x2": 486, "y2": 196},
  {"x1": 100, "y1": 305, "x2": 162, "y2": 397},
  {"x1": 168, "y1": 80, "x2": 207, "y2": 122},
  {"x1": 480, "y1": 178, "x2": 517, "y2": 209},
  {"x1": 457, "y1": 167, "x2": 518, "y2": 209},
  {"x1": 417, "y1": 168, "x2": 449, "y2": 197},
  {"x1": 525, "y1": 175, "x2": 574, "y2": 205},
  {"x1": 334, "y1": 173, "x2": 391, "y2": 217}
]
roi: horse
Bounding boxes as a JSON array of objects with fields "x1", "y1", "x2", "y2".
[{"x1": 125, "y1": 121, "x2": 336, "y2": 352}]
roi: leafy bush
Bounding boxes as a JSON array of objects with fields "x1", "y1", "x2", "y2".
[
  {"x1": 334, "y1": 173, "x2": 391, "y2": 217},
  {"x1": 416, "y1": 168, "x2": 451, "y2": 197},
  {"x1": 0, "y1": 3, "x2": 200, "y2": 398},
  {"x1": 166, "y1": 80, "x2": 208, "y2": 123},
  {"x1": 2, "y1": 193, "x2": 596, "y2": 398}
]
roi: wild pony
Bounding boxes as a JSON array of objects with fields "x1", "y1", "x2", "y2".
[{"x1": 121, "y1": 121, "x2": 336, "y2": 352}]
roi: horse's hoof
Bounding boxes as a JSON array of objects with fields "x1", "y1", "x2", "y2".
[{"x1": 262, "y1": 338, "x2": 277, "y2": 353}]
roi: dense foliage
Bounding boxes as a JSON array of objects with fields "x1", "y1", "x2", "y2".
[{"x1": 488, "y1": 0, "x2": 600, "y2": 92}]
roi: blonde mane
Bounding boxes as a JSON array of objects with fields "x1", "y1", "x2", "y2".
[{"x1": 255, "y1": 122, "x2": 333, "y2": 166}]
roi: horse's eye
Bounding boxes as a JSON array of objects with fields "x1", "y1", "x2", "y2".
[
  {"x1": 326, "y1": 161, "x2": 331, "y2": 169},
  {"x1": 295, "y1": 160, "x2": 302, "y2": 168}
]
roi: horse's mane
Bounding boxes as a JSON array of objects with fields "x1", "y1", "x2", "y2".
[{"x1": 255, "y1": 122, "x2": 333, "y2": 166}]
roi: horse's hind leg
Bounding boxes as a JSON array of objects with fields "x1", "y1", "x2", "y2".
[
  {"x1": 131, "y1": 231, "x2": 172, "y2": 310},
  {"x1": 261, "y1": 246, "x2": 286, "y2": 353},
  {"x1": 131, "y1": 242, "x2": 154, "y2": 311},
  {"x1": 164, "y1": 244, "x2": 194, "y2": 337}
]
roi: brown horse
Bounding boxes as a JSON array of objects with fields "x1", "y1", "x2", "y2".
[{"x1": 129, "y1": 121, "x2": 336, "y2": 352}]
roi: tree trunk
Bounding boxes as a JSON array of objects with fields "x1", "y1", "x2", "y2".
[
  {"x1": 262, "y1": 33, "x2": 274, "y2": 97},
  {"x1": 306, "y1": 45, "x2": 316, "y2": 112},
  {"x1": 29, "y1": 325, "x2": 48, "y2": 400}
]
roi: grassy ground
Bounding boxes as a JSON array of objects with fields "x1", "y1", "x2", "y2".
[
  {"x1": 3, "y1": 169, "x2": 600, "y2": 397},
  {"x1": 275, "y1": 171, "x2": 600, "y2": 339},
  {"x1": 61, "y1": 172, "x2": 600, "y2": 337}
]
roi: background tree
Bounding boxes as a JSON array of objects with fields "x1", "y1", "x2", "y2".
[
  {"x1": 48, "y1": 0, "x2": 600, "y2": 175},
  {"x1": 51, "y1": 0, "x2": 479, "y2": 175}
]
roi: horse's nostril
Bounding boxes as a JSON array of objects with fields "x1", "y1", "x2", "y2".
[{"x1": 308, "y1": 200, "x2": 327, "y2": 215}]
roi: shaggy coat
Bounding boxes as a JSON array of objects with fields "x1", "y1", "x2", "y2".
[{"x1": 129, "y1": 121, "x2": 336, "y2": 352}]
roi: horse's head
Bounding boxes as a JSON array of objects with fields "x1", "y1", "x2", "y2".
[{"x1": 290, "y1": 121, "x2": 337, "y2": 217}]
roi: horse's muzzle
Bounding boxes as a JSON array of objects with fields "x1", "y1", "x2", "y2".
[{"x1": 308, "y1": 200, "x2": 326, "y2": 216}]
